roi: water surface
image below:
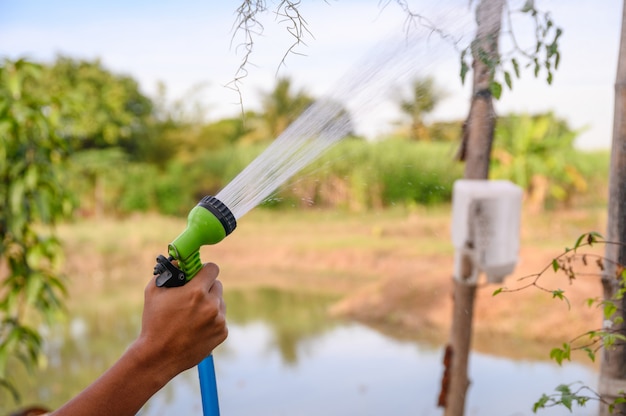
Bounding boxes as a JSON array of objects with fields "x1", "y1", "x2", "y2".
[{"x1": 6, "y1": 288, "x2": 597, "y2": 416}]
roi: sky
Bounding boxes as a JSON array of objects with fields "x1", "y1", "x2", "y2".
[{"x1": 0, "y1": 0, "x2": 622, "y2": 150}]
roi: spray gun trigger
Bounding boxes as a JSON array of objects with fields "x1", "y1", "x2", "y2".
[{"x1": 154, "y1": 254, "x2": 187, "y2": 287}]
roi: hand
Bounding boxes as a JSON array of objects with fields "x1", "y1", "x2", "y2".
[
  {"x1": 133, "y1": 262, "x2": 228, "y2": 381},
  {"x1": 48, "y1": 263, "x2": 228, "y2": 416}
]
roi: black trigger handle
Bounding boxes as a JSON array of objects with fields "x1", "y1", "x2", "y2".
[{"x1": 153, "y1": 254, "x2": 187, "y2": 287}]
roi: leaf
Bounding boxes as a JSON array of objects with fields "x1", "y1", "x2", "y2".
[
  {"x1": 533, "y1": 394, "x2": 550, "y2": 413},
  {"x1": 552, "y1": 289, "x2": 565, "y2": 300},
  {"x1": 9, "y1": 180, "x2": 25, "y2": 215},
  {"x1": 521, "y1": 0, "x2": 534, "y2": 13},
  {"x1": 574, "y1": 234, "x2": 586, "y2": 249},
  {"x1": 582, "y1": 347, "x2": 595, "y2": 362},
  {"x1": 603, "y1": 301, "x2": 618, "y2": 319},
  {"x1": 460, "y1": 53, "x2": 470, "y2": 85},
  {"x1": 552, "y1": 259, "x2": 560, "y2": 272},
  {"x1": 25, "y1": 275, "x2": 44, "y2": 306},
  {"x1": 490, "y1": 81, "x2": 502, "y2": 100},
  {"x1": 24, "y1": 165, "x2": 39, "y2": 190},
  {"x1": 550, "y1": 347, "x2": 564, "y2": 365},
  {"x1": 504, "y1": 71, "x2": 512, "y2": 90},
  {"x1": 555, "y1": 383, "x2": 571, "y2": 394},
  {"x1": 492, "y1": 288, "x2": 504, "y2": 296},
  {"x1": 7, "y1": 67, "x2": 22, "y2": 99},
  {"x1": 511, "y1": 58, "x2": 520, "y2": 78},
  {"x1": 534, "y1": 58, "x2": 540, "y2": 77},
  {"x1": 561, "y1": 394, "x2": 573, "y2": 411},
  {"x1": 614, "y1": 396, "x2": 626, "y2": 405},
  {"x1": 602, "y1": 332, "x2": 626, "y2": 349},
  {"x1": 555, "y1": 51, "x2": 561, "y2": 69}
]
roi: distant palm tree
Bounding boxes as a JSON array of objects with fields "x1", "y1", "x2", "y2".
[
  {"x1": 399, "y1": 76, "x2": 445, "y2": 141},
  {"x1": 261, "y1": 77, "x2": 314, "y2": 139}
]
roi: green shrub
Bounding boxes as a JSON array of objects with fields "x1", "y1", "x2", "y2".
[
  {"x1": 67, "y1": 133, "x2": 609, "y2": 216},
  {"x1": 272, "y1": 139, "x2": 463, "y2": 210}
]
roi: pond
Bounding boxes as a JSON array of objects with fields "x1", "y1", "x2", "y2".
[{"x1": 8, "y1": 288, "x2": 597, "y2": 416}]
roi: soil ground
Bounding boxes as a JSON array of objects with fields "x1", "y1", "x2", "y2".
[{"x1": 59, "y1": 204, "x2": 609, "y2": 363}]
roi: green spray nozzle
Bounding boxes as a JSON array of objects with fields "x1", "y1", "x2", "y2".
[{"x1": 154, "y1": 196, "x2": 236, "y2": 287}]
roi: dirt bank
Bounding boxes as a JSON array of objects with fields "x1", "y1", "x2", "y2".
[{"x1": 60, "y1": 207, "x2": 608, "y2": 362}]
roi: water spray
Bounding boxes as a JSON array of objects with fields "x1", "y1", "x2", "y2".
[
  {"x1": 153, "y1": 30, "x2": 441, "y2": 416},
  {"x1": 152, "y1": 103, "x2": 353, "y2": 416}
]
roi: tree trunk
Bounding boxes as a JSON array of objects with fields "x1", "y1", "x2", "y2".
[
  {"x1": 441, "y1": 1, "x2": 504, "y2": 415},
  {"x1": 599, "y1": 1, "x2": 626, "y2": 414}
]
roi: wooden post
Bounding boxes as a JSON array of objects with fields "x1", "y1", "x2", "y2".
[
  {"x1": 599, "y1": 1, "x2": 626, "y2": 414},
  {"x1": 441, "y1": 1, "x2": 504, "y2": 415}
]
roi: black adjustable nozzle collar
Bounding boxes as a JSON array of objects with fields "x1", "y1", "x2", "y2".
[{"x1": 198, "y1": 196, "x2": 237, "y2": 236}]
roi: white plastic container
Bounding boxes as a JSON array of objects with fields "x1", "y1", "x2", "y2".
[{"x1": 451, "y1": 179, "x2": 523, "y2": 284}]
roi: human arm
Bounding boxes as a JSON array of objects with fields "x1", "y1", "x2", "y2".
[{"x1": 49, "y1": 262, "x2": 228, "y2": 416}]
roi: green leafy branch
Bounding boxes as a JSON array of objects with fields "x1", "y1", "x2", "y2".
[
  {"x1": 494, "y1": 231, "x2": 626, "y2": 414},
  {"x1": 460, "y1": 1, "x2": 563, "y2": 99},
  {"x1": 534, "y1": 382, "x2": 626, "y2": 414},
  {"x1": 392, "y1": 0, "x2": 564, "y2": 100},
  {"x1": 494, "y1": 232, "x2": 626, "y2": 361},
  {"x1": 1, "y1": 58, "x2": 72, "y2": 404},
  {"x1": 533, "y1": 382, "x2": 626, "y2": 414},
  {"x1": 492, "y1": 232, "x2": 608, "y2": 302}
]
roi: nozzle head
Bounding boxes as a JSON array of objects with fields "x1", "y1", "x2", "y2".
[
  {"x1": 157, "y1": 196, "x2": 236, "y2": 282},
  {"x1": 198, "y1": 196, "x2": 237, "y2": 236},
  {"x1": 168, "y1": 196, "x2": 237, "y2": 268}
]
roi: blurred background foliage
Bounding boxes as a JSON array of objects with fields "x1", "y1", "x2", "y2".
[
  {"x1": 2, "y1": 56, "x2": 605, "y2": 219},
  {"x1": 0, "y1": 53, "x2": 610, "y2": 404}
]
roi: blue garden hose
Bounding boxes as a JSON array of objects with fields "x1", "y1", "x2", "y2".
[{"x1": 198, "y1": 355, "x2": 220, "y2": 415}]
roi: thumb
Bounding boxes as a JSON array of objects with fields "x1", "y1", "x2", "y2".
[{"x1": 188, "y1": 262, "x2": 220, "y2": 289}]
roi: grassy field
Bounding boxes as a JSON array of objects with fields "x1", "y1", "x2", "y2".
[{"x1": 55, "y1": 203, "x2": 609, "y2": 364}]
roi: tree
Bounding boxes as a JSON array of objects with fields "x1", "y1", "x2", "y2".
[
  {"x1": 440, "y1": 2, "x2": 505, "y2": 415},
  {"x1": 39, "y1": 56, "x2": 153, "y2": 156},
  {"x1": 398, "y1": 76, "x2": 446, "y2": 141},
  {"x1": 37, "y1": 57, "x2": 156, "y2": 217},
  {"x1": 0, "y1": 59, "x2": 72, "y2": 403},
  {"x1": 149, "y1": 82, "x2": 249, "y2": 163},
  {"x1": 599, "y1": 1, "x2": 626, "y2": 414},
  {"x1": 258, "y1": 77, "x2": 314, "y2": 140}
]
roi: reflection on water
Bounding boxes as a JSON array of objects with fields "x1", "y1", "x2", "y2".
[
  {"x1": 142, "y1": 322, "x2": 597, "y2": 416},
  {"x1": 224, "y1": 287, "x2": 341, "y2": 365},
  {"x1": 5, "y1": 288, "x2": 598, "y2": 416}
]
